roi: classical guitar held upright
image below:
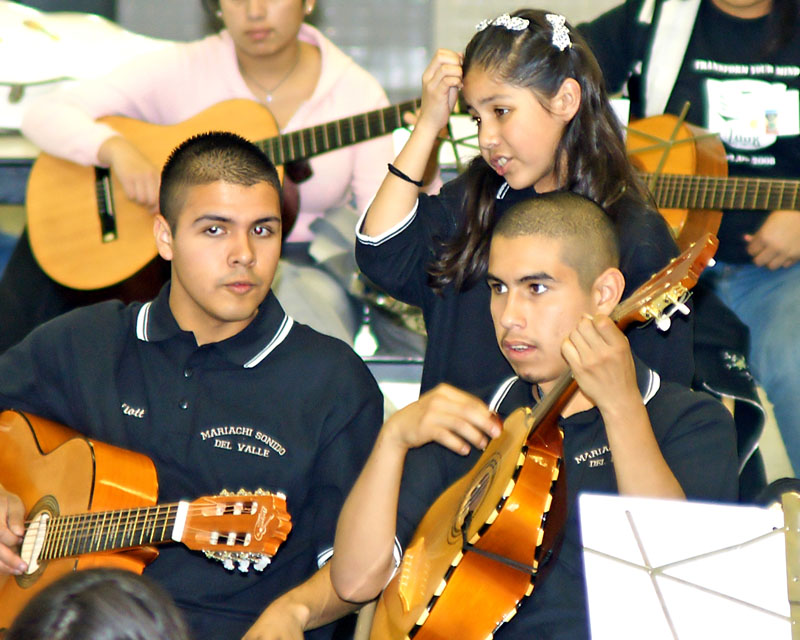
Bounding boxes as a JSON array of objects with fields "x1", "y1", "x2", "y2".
[
  {"x1": 25, "y1": 98, "x2": 418, "y2": 290},
  {"x1": 0, "y1": 409, "x2": 293, "y2": 632}
]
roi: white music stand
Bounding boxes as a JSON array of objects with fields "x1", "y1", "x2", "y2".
[{"x1": 579, "y1": 492, "x2": 795, "y2": 639}]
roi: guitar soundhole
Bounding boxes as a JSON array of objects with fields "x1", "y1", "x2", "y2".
[
  {"x1": 16, "y1": 495, "x2": 59, "y2": 588},
  {"x1": 450, "y1": 459, "x2": 498, "y2": 543}
]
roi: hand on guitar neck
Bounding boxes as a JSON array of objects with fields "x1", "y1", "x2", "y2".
[
  {"x1": 0, "y1": 484, "x2": 26, "y2": 576},
  {"x1": 97, "y1": 136, "x2": 160, "y2": 213},
  {"x1": 562, "y1": 314, "x2": 685, "y2": 498}
]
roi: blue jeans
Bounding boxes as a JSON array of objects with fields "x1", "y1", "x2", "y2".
[
  {"x1": 703, "y1": 261, "x2": 800, "y2": 474},
  {"x1": 0, "y1": 232, "x2": 17, "y2": 277}
]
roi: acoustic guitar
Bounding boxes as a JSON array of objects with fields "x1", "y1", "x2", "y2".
[
  {"x1": 369, "y1": 233, "x2": 720, "y2": 640},
  {"x1": 24, "y1": 98, "x2": 419, "y2": 290},
  {"x1": 626, "y1": 113, "x2": 800, "y2": 250},
  {"x1": 0, "y1": 409, "x2": 293, "y2": 631}
]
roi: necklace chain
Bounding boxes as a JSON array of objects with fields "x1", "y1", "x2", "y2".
[{"x1": 239, "y1": 47, "x2": 301, "y2": 104}]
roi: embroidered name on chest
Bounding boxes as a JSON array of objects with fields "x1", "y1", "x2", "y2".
[
  {"x1": 200, "y1": 426, "x2": 287, "y2": 458},
  {"x1": 121, "y1": 403, "x2": 146, "y2": 419},
  {"x1": 574, "y1": 445, "x2": 610, "y2": 467}
]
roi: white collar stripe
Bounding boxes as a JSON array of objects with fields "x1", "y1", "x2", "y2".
[
  {"x1": 642, "y1": 369, "x2": 661, "y2": 405},
  {"x1": 496, "y1": 182, "x2": 511, "y2": 199},
  {"x1": 317, "y1": 546, "x2": 333, "y2": 568},
  {"x1": 488, "y1": 376, "x2": 519, "y2": 412},
  {"x1": 136, "y1": 302, "x2": 152, "y2": 342},
  {"x1": 356, "y1": 200, "x2": 419, "y2": 247},
  {"x1": 244, "y1": 315, "x2": 294, "y2": 368}
]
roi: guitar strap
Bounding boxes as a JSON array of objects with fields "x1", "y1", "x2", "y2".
[{"x1": 639, "y1": 0, "x2": 702, "y2": 117}]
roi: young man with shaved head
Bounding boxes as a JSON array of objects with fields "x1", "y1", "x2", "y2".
[
  {"x1": 0, "y1": 132, "x2": 383, "y2": 640},
  {"x1": 332, "y1": 191, "x2": 738, "y2": 639}
]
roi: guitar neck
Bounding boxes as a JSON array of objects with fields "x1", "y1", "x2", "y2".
[
  {"x1": 34, "y1": 503, "x2": 183, "y2": 560},
  {"x1": 256, "y1": 99, "x2": 420, "y2": 165},
  {"x1": 643, "y1": 173, "x2": 800, "y2": 211},
  {"x1": 527, "y1": 371, "x2": 577, "y2": 438}
]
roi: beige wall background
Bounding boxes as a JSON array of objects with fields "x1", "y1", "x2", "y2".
[{"x1": 433, "y1": 0, "x2": 622, "y2": 51}]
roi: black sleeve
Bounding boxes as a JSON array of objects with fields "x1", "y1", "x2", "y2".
[
  {"x1": 355, "y1": 177, "x2": 464, "y2": 309},
  {"x1": 0, "y1": 310, "x2": 89, "y2": 427},
  {"x1": 309, "y1": 349, "x2": 384, "y2": 561},
  {"x1": 650, "y1": 385, "x2": 739, "y2": 502},
  {"x1": 578, "y1": 0, "x2": 651, "y2": 94}
]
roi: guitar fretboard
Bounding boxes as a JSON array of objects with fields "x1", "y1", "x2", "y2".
[
  {"x1": 38, "y1": 504, "x2": 179, "y2": 560},
  {"x1": 644, "y1": 173, "x2": 800, "y2": 211},
  {"x1": 256, "y1": 99, "x2": 419, "y2": 165}
]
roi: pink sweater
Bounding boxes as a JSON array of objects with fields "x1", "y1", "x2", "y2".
[{"x1": 21, "y1": 24, "x2": 395, "y2": 242}]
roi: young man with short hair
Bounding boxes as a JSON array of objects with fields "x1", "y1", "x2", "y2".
[
  {"x1": 0, "y1": 132, "x2": 383, "y2": 640},
  {"x1": 331, "y1": 192, "x2": 738, "y2": 639}
]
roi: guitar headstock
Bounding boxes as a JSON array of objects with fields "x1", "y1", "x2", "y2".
[
  {"x1": 612, "y1": 233, "x2": 719, "y2": 331},
  {"x1": 178, "y1": 488, "x2": 292, "y2": 573}
]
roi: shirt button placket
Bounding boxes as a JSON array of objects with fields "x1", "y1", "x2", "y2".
[{"x1": 179, "y1": 358, "x2": 198, "y2": 413}]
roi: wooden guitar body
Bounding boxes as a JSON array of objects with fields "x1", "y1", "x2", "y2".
[
  {"x1": 25, "y1": 99, "x2": 282, "y2": 291},
  {"x1": 0, "y1": 410, "x2": 158, "y2": 631},
  {"x1": 371, "y1": 404, "x2": 568, "y2": 640},
  {"x1": 627, "y1": 114, "x2": 727, "y2": 249},
  {"x1": 0, "y1": 409, "x2": 292, "y2": 632},
  {"x1": 25, "y1": 97, "x2": 419, "y2": 291}
]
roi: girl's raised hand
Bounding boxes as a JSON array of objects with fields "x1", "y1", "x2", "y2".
[{"x1": 417, "y1": 49, "x2": 463, "y2": 137}]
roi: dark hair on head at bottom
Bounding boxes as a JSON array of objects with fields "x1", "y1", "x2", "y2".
[
  {"x1": 5, "y1": 568, "x2": 193, "y2": 640},
  {"x1": 159, "y1": 130, "x2": 282, "y2": 231}
]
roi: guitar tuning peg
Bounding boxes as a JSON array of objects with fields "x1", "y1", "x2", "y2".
[
  {"x1": 655, "y1": 315, "x2": 672, "y2": 332},
  {"x1": 223, "y1": 558, "x2": 235, "y2": 571},
  {"x1": 253, "y1": 555, "x2": 272, "y2": 572},
  {"x1": 237, "y1": 558, "x2": 251, "y2": 573},
  {"x1": 708, "y1": 258, "x2": 716, "y2": 268},
  {"x1": 672, "y1": 302, "x2": 690, "y2": 316}
]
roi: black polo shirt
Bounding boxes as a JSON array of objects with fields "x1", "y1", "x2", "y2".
[
  {"x1": 394, "y1": 360, "x2": 738, "y2": 639},
  {"x1": 0, "y1": 284, "x2": 383, "y2": 640}
]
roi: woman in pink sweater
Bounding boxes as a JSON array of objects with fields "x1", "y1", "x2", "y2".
[{"x1": 4, "y1": 0, "x2": 398, "y2": 351}]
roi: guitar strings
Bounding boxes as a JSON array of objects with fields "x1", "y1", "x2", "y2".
[
  {"x1": 647, "y1": 174, "x2": 799, "y2": 209},
  {"x1": 20, "y1": 502, "x2": 285, "y2": 561},
  {"x1": 21, "y1": 498, "x2": 282, "y2": 526},
  {"x1": 21, "y1": 501, "x2": 284, "y2": 544},
  {"x1": 263, "y1": 100, "x2": 420, "y2": 164}
]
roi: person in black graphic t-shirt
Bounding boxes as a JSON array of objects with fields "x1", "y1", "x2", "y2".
[{"x1": 581, "y1": 0, "x2": 800, "y2": 477}]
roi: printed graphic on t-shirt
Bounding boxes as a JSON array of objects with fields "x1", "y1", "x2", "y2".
[{"x1": 704, "y1": 77, "x2": 799, "y2": 151}]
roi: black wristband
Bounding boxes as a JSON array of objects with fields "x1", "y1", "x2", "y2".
[{"x1": 387, "y1": 163, "x2": 423, "y2": 187}]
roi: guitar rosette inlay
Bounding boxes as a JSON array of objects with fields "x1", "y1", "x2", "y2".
[{"x1": 450, "y1": 456, "x2": 499, "y2": 543}]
